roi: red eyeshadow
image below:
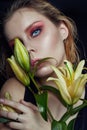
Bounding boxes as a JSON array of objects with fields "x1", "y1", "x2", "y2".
[{"x1": 26, "y1": 21, "x2": 44, "y2": 36}]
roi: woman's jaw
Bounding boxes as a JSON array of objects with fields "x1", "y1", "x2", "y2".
[{"x1": 31, "y1": 54, "x2": 67, "y2": 78}]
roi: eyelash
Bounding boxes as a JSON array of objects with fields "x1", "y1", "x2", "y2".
[{"x1": 30, "y1": 27, "x2": 42, "y2": 38}]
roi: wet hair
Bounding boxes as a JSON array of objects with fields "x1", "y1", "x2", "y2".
[{"x1": 3, "y1": 0, "x2": 79, "y2": 64}]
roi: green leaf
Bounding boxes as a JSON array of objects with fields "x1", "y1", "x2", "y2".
[
  {"x1": 0, "y1": 117, "x2": 10, "y2": 123},
  {"x1": 52, "y1": 120, "x2": 67, "y2": 130},
  {"x1": 0, "y1": 117, "x2": 21, "y2": 123},
  {"x1": 35, "y1": 92, "x2": 48, "y2": 121},
  {"x1": 67, "y1": 118, "x2": 76, "y2": 130},
  {"x1": 40, "y1": 85, "x2": 68, "y2": 107}
]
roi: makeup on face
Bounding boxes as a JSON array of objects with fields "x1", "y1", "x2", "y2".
[
  {"x1": 25, "y1": 21, "x2": 44, "y2": 39},
  {"x1": 8, "y1": 21, "x2": 44, "y2": 49},
  {"x1": 5, "y1": 8, "x2": 66, "y2": 78}
]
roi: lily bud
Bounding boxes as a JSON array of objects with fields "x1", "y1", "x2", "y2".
[
  {"x1": 14, "y1": 38, "x2": 30, "y2": 72},
  {"x1": 7, "y1": 55, "x2": 30, "y2": 86}
]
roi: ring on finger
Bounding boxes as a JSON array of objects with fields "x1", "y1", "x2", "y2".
[{"x1": 16, "y1": 113, "x2": 21, "y2": 122}]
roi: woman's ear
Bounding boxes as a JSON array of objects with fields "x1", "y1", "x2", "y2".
[{"x1": 58, "y1": 22, "x2": 69, "y2": 40}]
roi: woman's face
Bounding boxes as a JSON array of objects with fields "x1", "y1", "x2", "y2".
[{"x1": 5, "y1": 8, "x2": 68, "y2": 78}]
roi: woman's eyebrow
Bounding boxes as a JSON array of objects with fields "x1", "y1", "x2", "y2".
[{"x1": 25, "y1": 21, "x2": 41, "y2": 32}]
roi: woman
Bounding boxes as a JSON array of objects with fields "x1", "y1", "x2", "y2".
[{"x1": 0, "y1": 0, "x2": 87, "y2": 129}]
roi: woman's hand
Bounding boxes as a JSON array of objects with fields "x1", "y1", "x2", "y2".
[{"x1": 0, "y1": 99, "x2": 51, "y2": 130}]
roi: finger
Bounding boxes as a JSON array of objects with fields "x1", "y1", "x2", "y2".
[
  {"x1": 0, "y1": 110, "x2": 22, "y2": 122},
  {"x1": 0, "y1": 110, "x2": 29, "y2": 124},
  {"x1": 20, "y1": 100, "x2": 38, "y2": 111},
  {"x1": 0, "y1": 123, "x2": 11, "y2": 130},
  {"x1": 0, "y1": 110, "x2": 9, "y2": 118},
  {"x1": 0, "y1": 99, "x2": 30, "y2": 113},
  {"x1": 7, "y1": 121, "x2": 24, "y2": 130}
]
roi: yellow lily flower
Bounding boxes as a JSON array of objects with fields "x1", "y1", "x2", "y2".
[
  {"x1": 14, "y1": 38, "x2": 30, "y2": 72},
  {"x1": 0, "y1": 104, "x2": 15, "y2": 112},
  {"x1": 7, "y1": 55, "x2": 30, "y2": 86},
  {"x1": 47, "y1": 60, "x2": 87, "y2": 105},
  {"x1": 0, "y1": 92, "x2": 16, "y2": 112}
]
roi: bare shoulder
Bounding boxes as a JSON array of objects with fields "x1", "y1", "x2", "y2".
[{"x1": 0, "y1": 77, "x2": 25, "y2": 102}]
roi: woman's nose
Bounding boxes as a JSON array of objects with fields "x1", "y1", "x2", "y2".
[
  {"x1": 27, "y1": 46, "x2": 37, "y2": 53},
  {"x1": 22, "y1": 38, "x2": 37, "y2": 55},
  {"x1": 28, "y1": 48, "x2": 37, "y2": 59},
  {"x1": 25, "y1": 44, "x2": 37, "y2": 58},
  {"x1": 23, "y1": 41, "x2": 35, "y2": 51}
]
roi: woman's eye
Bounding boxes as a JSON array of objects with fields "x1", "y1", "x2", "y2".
[{"x1": 31, "y1": 28, "x2": 41, "y2": 38}]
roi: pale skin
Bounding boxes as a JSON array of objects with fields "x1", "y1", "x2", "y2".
[{"x1": 0, "y1": 8, "x2": 84, "y2": 130}]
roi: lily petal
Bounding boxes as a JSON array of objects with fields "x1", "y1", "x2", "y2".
[
  {"x1": 54, "y1": 79, "x2": 71, "y2": 104},
  {"x1": 50, "y1": 66, "x2": 67, "y2": 87},
  {"x1": 47, "y1": 77, "x2": 72, "y2": 104},
  {"x1": 74, "y1": 60, "x2": 85, "y2": 80},
  {"x1": 70, "y1": 75, "x2": 87, "y2": 103},
  {"x1": 64, "y1": 60, "x2": 74, "y2": 80}
]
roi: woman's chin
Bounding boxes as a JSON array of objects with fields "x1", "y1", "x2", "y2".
[{"x1": 35, "y1": 65, "x2": 53, "y2": 78}]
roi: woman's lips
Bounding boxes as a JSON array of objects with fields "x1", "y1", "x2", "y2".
[
  {"x1": 31, "y1": 59, "x2": 46, "y2": 69},
  {"x1": 31, "y1": 59, "x2": 40, "y2": 67},
  {"x1": 31, "y1": 58, "x2": 48, "y2": 70}
]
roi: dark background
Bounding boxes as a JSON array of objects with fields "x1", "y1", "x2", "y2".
[{"x1": 0, "y1": 0, "x2": 87, "y2": 57}]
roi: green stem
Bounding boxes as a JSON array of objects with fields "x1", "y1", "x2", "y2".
[
  {"x1": 60, "y1": 111, "x2": 71, "y2": 122},
  {"x1": 27, "y1": 85, "x2": 35, "y2": 95},
  {"x1": 28, "y1": 73, "x2": 55, "y2": 122},
  {"x1": 28, "y1": 73, "x2": 40, "y2": 92},
  {"x1": 47, "y1": 107, "x2": 54, "y2": 121},
  {"x1": 60, "y1": 101, "x2": 87, "y2": 122},
  {"x1": 60, "y1": 105, "x2": 73, "y2": 122}
]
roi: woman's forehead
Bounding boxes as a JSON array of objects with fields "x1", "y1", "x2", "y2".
[{"x1": 4, "y1": 8, "x2": 53, "y2": 41}]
